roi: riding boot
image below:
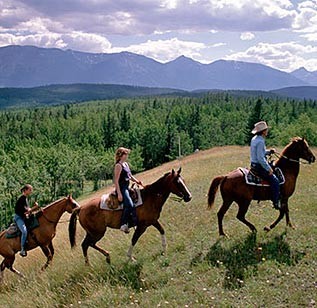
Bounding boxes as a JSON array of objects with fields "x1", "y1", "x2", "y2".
[{"x1": 20, "y1": 247, "x2": 27, "y2": 257}]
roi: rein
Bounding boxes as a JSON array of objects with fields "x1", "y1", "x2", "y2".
[{"x1": 274, "y1": 152, "x2": 310, "y2": 165}]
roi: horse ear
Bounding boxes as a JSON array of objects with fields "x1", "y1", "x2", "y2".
[
  {"x1": 177, "y1": 167, "x2": 182, "y2": 175},
  {"x1": 172, "y1": 169, "x2": 175, "y2": 175}
]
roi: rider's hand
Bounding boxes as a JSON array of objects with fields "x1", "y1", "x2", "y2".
[
  {"x1": 34, "y1": 202, "x2": 39, "y2": 207},
  {"x1": 138, "y1": 180, "x2": 144, "y2": 187},
  {"x1": 118, "y1": 193, "x2": 123, "y2": 202},
  {"x1": 268, "y1": 168, "x2": 274, "y2": 175},
  {"x1": 270, "y1": 148, "x2": 276, "y2": 154}
]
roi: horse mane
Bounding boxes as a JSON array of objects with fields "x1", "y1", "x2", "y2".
[
  {"x1": 143, "y1": 172, "x2": 171, "y2": 194},
  {"x1": 275, "y1": 137, "x2": 304, "y2": 165},
  {"x1": 41, "y1": 197, "x2": 66, "y2": 211}
]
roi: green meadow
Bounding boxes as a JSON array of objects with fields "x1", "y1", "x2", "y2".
[{"x1": 0, "y1": 146, "x2": 316, "y2": 307}]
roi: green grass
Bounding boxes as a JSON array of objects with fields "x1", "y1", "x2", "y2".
[{"x1": 0, "y1": 146, "x2": 316, "y2": 307}]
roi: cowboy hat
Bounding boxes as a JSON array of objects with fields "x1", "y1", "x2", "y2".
[{"x1": 251, "y1": 121, "x2": 268, "y2": 134}]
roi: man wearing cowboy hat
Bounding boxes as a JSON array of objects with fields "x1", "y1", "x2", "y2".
[{"x1": 250, "y1": 121, "x2": 280, "y2": 209}]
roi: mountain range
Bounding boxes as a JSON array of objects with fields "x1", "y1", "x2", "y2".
[{"x1": 1, "y1": 45, "x2": 316, "y2": 90}]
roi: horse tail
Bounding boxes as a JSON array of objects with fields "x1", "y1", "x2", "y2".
[
  {"x1": 69, "y1": 207, "x2": 80, "y2": 248},
  {"x1": 207, "y1": 176, "x2": 225, "y2": 209}
]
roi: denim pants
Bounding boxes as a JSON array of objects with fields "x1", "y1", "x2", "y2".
[
  {"x1": 251, "y1": 163, "x2": 280, "y2": 204},
  {"x1": 120, "y1": 183, "x2": 137, "y2": 227},
  {"x1": 14, "y1": 214, "x2": 27, "y2": 249}
]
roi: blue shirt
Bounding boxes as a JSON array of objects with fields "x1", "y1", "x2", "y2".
[{"x1": 250, "y1": 135, "x2": 271, "y2": 171}]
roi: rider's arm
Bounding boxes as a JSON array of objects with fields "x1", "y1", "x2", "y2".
[
  {"x1": 256, "y1": 140, "x2": 272, "y2": 172},
  {"x1": 130, "y1": 175, "x2": 143, "y2": 187},
  {"x1": 114, "y1": 163, "x2": 122, "y2": 195}
]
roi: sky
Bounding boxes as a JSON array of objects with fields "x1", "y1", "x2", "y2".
[{"x1": 1, "y1": 0, "x2": 317, "y2": 72}]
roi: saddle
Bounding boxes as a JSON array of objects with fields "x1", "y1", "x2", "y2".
[
  {"x1": 100, "y1": 187, "x2": 143, "y2": 210},
  {"x1": 240, "y1": 167, "x2": 285, "y2": 186},
  {"x1": 5, "y1": 215, "x2": 40, "y2": 239}
]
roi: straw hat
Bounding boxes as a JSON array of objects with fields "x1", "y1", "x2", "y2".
[{"x1": 251, "y1": 121, "x2": 268, "y2": 134}]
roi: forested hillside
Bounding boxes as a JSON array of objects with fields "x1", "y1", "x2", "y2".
[{"x1": 0, "y1": 93, "x2": 316, "y2": 229}]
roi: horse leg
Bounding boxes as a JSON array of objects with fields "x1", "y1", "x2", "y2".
[
  {"x1": 236, "y1": 201, "x2": 257, "y2": 233},
  {"x1": 217, "y1": 199, "x2": 233, "y2": 237},
  {"x1": 90, "y1": 244, "x2": 111, "y2": 264},
  {"x1": 152, "y1": 221, "x2": 167, "y2": 255},
  {"x1": 0, "y1": 260, "x2": 5, "y2": 283},
  {"x1": 48, "y1": 241, "x2": 55, "y2": 257},
  {"x1": 81, "y1": 233, "x2": 93, "y2": 265},
  {"x1": 264, "y1": 204, "x2": 286, "y2": 232},
  {"x1": 6, "y1": 256, "x2": 24, "y2": 278},
  {"x1": 81, "y1": 232, "x2": 109, "y2": 265},
  {"x1": 40, "y1": 245, "x2": 53, "y2": 270},
  {"x1": 284, "y1": 201, "x2": 295, "y2": 229},
  {"x1": 127, "y1": 224, "x2": 147, "y2": 261}
]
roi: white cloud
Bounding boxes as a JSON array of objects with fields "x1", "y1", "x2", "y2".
[
  {"x1": 112, "y1": 37, "x2": 207, "y2": 62},
  {"x1": 0, "y1": 31, "x2": 111, "y2": 53},
  {"x1": 240, "y1": 32, "x2": 255, "y2": 40},
  {"x1": 226, "y1": 41, "x2": 317, "y2": 71}
]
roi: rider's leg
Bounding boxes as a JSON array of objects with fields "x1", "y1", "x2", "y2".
[{"x1": 14, "y1": 214, "x2": 28, "y2": 256}]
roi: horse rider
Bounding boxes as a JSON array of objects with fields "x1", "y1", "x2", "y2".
[
  {"x1": 114, "y1": 147, "x2": 143, "y2": 233},
  {"x1": 14, "y1": 184, "x2": 38, "y2": 256},
  {"x1": 250, "y1": 121, "x2": 280, "y2": 210}
]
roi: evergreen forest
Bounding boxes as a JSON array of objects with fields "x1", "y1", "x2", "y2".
[{"x1": 0, "y1": 93, "x2": 316, "y2": 229}]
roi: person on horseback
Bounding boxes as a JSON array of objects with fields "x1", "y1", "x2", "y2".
[
  {"x1": 14, "y1": 184, "x2": 38, "y2": 257},
  {"x1": 250, "y1": 121, "x2": 280, "y2": 210},
  {"x1": 114, "y1": 147, "x2": 143, "y2": 233}
]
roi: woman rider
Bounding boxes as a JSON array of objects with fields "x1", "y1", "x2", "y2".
[
  {"x1": 250, "y1": 121, "x2": 280, "y2": 209},
  {"x1": 14, "y1": 184, "x2": 38, "y2": 257},
  {"x1": 114, "y1": 147, "x2": 143, "y2": 233}
]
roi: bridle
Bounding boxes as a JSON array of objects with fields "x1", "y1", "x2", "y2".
[{"x1": 273, "y1": 152, "x2": 311, "y2": 165}]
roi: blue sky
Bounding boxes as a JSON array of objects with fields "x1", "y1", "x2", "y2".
[{"x1": 1, "y1": 0, "x2": 317, "y2": 72}]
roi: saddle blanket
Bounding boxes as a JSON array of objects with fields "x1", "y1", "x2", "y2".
[
  {"x1": 5, "y1": 215, "x2": 40, "y2": 239},
  {"x1": 100, "y1": 189, "x2": 143, "y2": 210},
  {"x1": 240, "y1": 167, "x2": 285, "y2": 187}
]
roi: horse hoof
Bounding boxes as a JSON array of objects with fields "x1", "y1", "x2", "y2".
[
  {"x1": 219, "y1": 233, "x2": 229, "y2": 239},
  {"x1": 106, "y1": 256, "x2": 111, "y2": 264},
  {"x1": 129, "y1": 256, "x2": 137, "y2": 263},
  {"x1": 288, "y1": 224, "x2": 296, "y2": 230},
  {"x1": 264, "y1": 226, "x2": 271, "y2": 232}
]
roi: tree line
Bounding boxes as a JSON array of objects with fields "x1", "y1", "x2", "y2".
[{"x1": 0, "y1": 93, "x2": 316, "y2": 229}]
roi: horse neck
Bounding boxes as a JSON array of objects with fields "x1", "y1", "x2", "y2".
[
  {"x1": 275, "y1": 146, "x2": 300, "y2": 176},
  {"x1": 142, "y1": 176, "x2": 171, "y2": 209},
  {"x1": 42, "y1": 199, "x2": 67, "y2": 225}
]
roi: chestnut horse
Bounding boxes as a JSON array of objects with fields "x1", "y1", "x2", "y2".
[
  {"x1": 0, "y1": 195, "x2": 79, "y2": 282},
  {"x1": 69, "y1": 168, "x2": 192, "y2": 263},
  {"x1": 208, "y1": 137, "x2": 315, "y2": 236}
]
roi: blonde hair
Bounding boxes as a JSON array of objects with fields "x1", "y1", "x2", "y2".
[{"x1": 115, "y1": 147, "x2": 130, "y2": 163}]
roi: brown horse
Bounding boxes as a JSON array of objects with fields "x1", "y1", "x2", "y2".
[
  {"x1": 69, "y1": 168, "x2": 192, "y2": 263},
  {"x1": 0, "y1": 195, "x2": 79, "y2": 282},
  {"x1": 207, "y1": 137, "x2": 315, "y2": 236}
]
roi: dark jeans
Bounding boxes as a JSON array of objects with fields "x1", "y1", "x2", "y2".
[
  {"x1": 120, "y1": 182, "x2": 137, "y2": 227},
  {"x1": 251, "y1": 163, "x2": 280, "y2": 204}
]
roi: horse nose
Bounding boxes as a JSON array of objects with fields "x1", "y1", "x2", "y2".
[{"x1": 184, "y1": 194, "x2": 192, "y2": 202}]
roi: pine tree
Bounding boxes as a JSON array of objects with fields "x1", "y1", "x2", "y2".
[{"x1": 244, "y1": 98, "x2": 263, "y2": 144}]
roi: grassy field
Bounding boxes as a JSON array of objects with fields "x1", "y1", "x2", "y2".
[{"x1": 0, "y1": 146, "x2": 316, "y2": 307}]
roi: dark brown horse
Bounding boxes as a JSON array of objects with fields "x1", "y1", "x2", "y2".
[
  {"x1": 207, "y1": 137, "x2": 315, "y2": 236},
  {"x1": 69, "y1": 168, "x2": 192, "y2": 263},
  {"x1": 0, "y1": 195, "x2": 79, "y2": 282}
]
